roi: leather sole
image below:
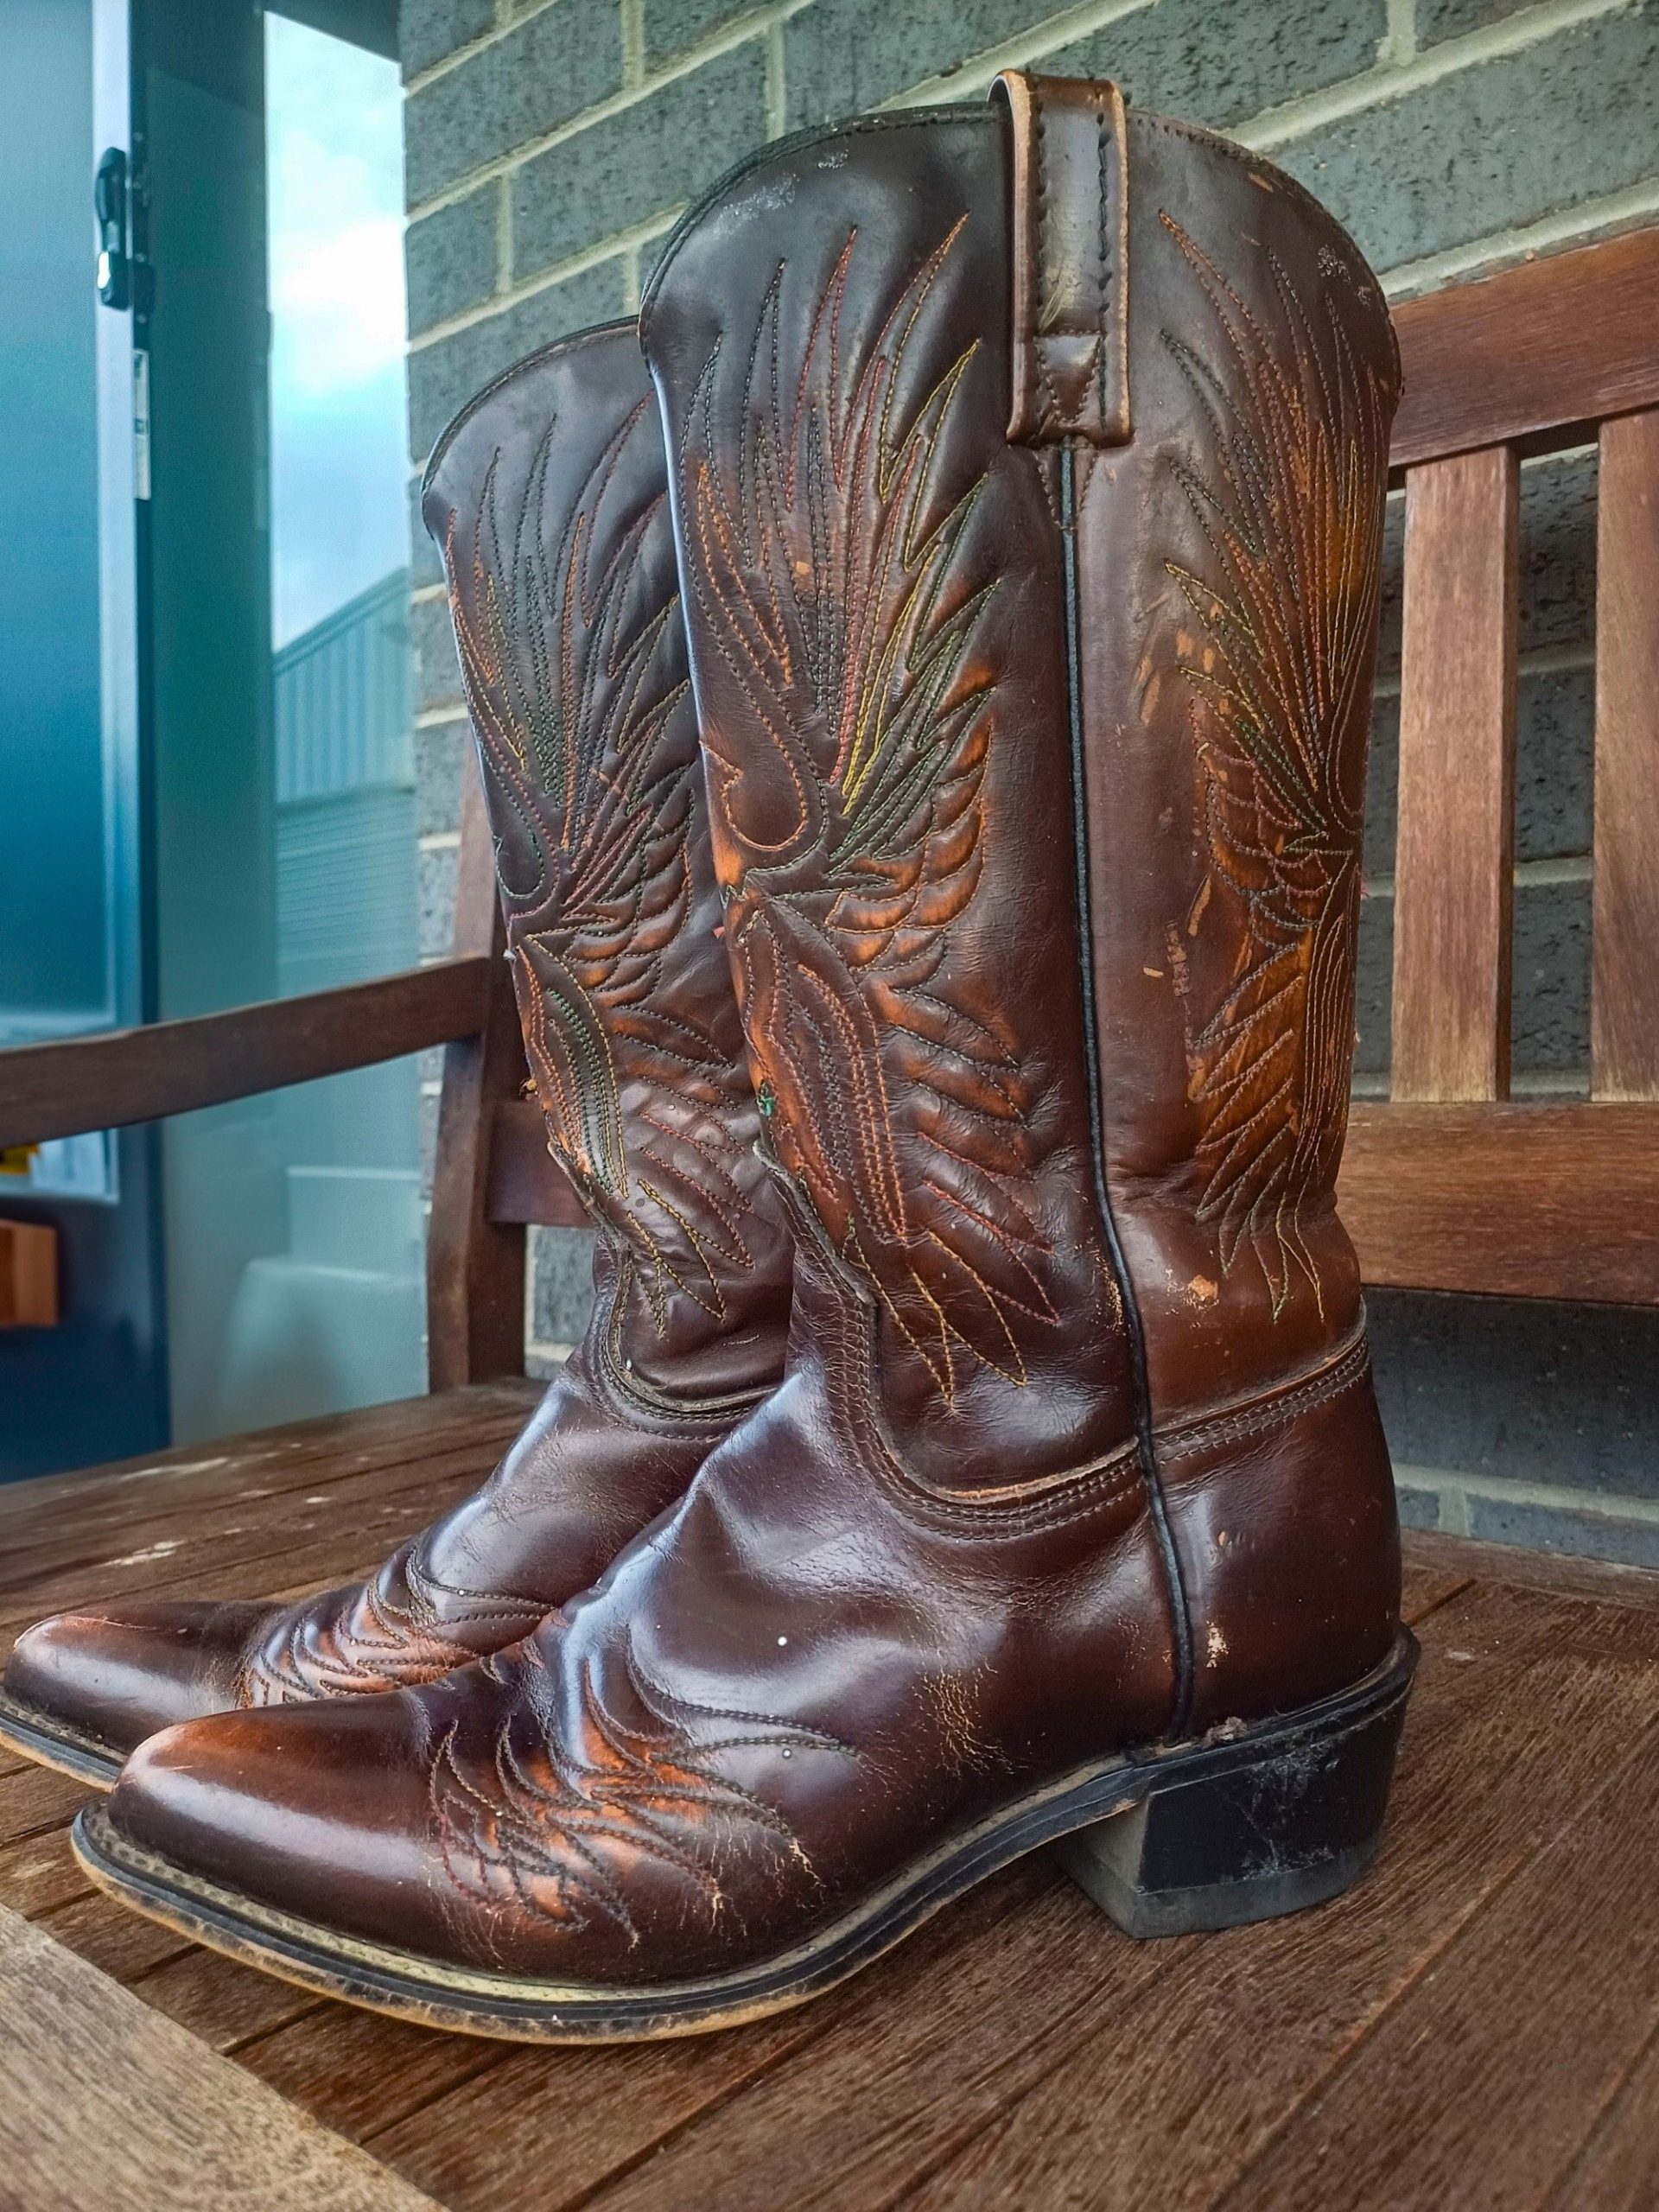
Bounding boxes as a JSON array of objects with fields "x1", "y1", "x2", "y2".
[
  {"x1": 72, "y1": 1630, "x2": 1417, "y2": 2044},
  {"x1": 0, "y1": 1688, "x2": 124, "y2": 1789}
]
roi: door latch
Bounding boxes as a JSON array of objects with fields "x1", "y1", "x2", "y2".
[{"x1": 95, "y1": 146, "x2": 130, "y2": 310}]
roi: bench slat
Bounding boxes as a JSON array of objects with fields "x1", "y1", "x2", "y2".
[
  {"x1": 0, "y1": 957, "x2": 491, "y2": 1153},
  {"x1": 1592, "y1": 406, "x2": 1659, "y2": 1102},
  {"x1": 1390, "y1": 226, "x2": 1659, "y2": 472},
  {"x1": 427, "y1": 747, "x2": 530, "y2": 1389},
  {"x1": 486, "y1": 1098, "x2": 588, "y2": 1230},
  {"x1": 1391, "y1": 446, "x2": 1519, "y2": 1103},
  {"x1": 1341, "y1": 1101, "x2": 1659, "y2": 1303}
]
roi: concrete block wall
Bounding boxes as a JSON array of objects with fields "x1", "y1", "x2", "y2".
[{"x1": 402, "y1": 0, "x2": 1659, "y2": 1556}]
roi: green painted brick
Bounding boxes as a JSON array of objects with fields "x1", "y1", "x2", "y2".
[
  {"x1": 1272, "y1": 2, "x2": 1659, "y2": 273},
  {"x1": 1416, "y1": 0, "x2": 1533, "y2": 46},
  {"x1": 416, "y1": 716, "x2": 468, "y2": 840},
  {"x1": 418, "y1": 838, "x2": 460, "y2": 958},
  {"x1": 405, "y1": 185, "x2": 499, "y2": 335},
  {"x1": 407, "y1": 257, "x2": 630, "y2": 462},
  {"x1": 1370, "y1": 1287, "x2": 1659, "y2": 1502},
  {"x1": 531, "y1": 1224, "x2": 599, "y2": 1348},
  {"x1": 783, "y1": 0, "x2": 1065, "y2": 124},
  {"x1": 782, "y1": 0, "x2": 1384, "y2": 130},
  {"x1": 405, "y1": 1, "x2": 624, "y2": 207},
  {"x1": 401, "y1": 0, "x2": 494, "y2": 81},
  {"x1": 1048, "y1": 0, "x2": 1385, "y2": 133},
  {"x1": 412, "y1": 591, "x2": 463, "y2": 715},
  {"x1": 643, "y1": 0, "x2": 761, "y2": 69},
  {"x1": 512, "y1": 43, "x2": 769, "y2": 281}
]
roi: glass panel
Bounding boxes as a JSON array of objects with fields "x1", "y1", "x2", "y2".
[
  {"x1": 158, "y1": 15, "x2": 425, "y2": 1444},
  {"x1": 163, "y1": 1053, "x2": 428, "y2": 1440}
]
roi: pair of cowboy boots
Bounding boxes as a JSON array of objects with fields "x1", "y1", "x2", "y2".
[{"x1": 2, "y1": 74, "x2": 1412, "y2": 2041}]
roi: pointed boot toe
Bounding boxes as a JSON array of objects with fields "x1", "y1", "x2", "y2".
[
  {"x1": 86, "y1": 1693, "x2": 447, "y2": 1962},
  {"x1": 0, "y1": 1599, "x2": 280, "y2": 1786}
]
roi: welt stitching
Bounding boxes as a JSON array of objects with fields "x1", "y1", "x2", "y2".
[
  {"x1": 1096, "y1": 93, "x2": 1111, "y2": 429},
  {"x1": 1031, "y1": 84, "x2": 1071, "y2": 435}
]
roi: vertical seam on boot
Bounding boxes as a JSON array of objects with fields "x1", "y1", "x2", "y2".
[{"x1": 1058, "y1": 439, "x2": 1195, "y2": 1742}]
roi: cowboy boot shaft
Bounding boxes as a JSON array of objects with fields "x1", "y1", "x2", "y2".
[
  {"x1": 426, "y1": 331, "x2": 792, "y2": 1406},
  {"x1": 652, "y1": 86, "x2": 1402, "y2": 1714},
  {"x1": 647, "y1": 109, "x2": 1141, "y2": 1495},
  {"x1": 1018, "y1": 84, "x2": 1402, "y2": 1722},
  {"x1": 2, "y1": 328, "x2": 792, "y2": 1783}
]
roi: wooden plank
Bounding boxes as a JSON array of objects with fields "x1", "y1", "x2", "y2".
[
  {"x1": 133, "y1": 1945, "x2": 327, "y2": 2055},
  {"x1": 0, "y1": 1764, "x2": 92, "y2": 1850},
  {"x1": 0, "y1": 957, "x2": 492, "y2": 1153},
  {"x1": 0, "y1": 1391, "x2": 535, "y2": 1599},
  {"x1": 36, "y1": 1890, "x2": 189, "y2": 1983},
  {"x1": 239, "y1": 2004, "x2": 508, "y2": 2148},
  {"x1": 427, "y1": 744, "x2": 529, "y2": 1389},
  {"x1": 0, "y1": 1906, "x2": 437, "y2": 2212},
  {"x1": 1592, "y1": 407, "x2": 1659, "y2": 1101},
  {"x1": 1340, "y1": 1102, "x2": 1659, "y2": 1303},
  {"x1": 899, "y1": 1583, "x2": 1659, "y2": 2212},
  {"x1": 0, "y1": 1826, "x2": 94, "y2": 1917},
  {"x1": 1221, "y1": 1713, "x2": 1659, "y2": 2211},
  {"x1": 1548, "y1": 2026, "x2": 1659, "y2": 2209},
  {"x1": 485, "y1": 1098, "x2": 589, "y2": 1229},
  {"x1": 1391, "y1": 445, "x2": 1519, "y2": 1103},
  {"x1": 368, "y1": 1872, "x2": 1053, "y2": 2212},
  {"x1": 1404, "y1": 1529, "x2": 1659, "y2": 1616},
  {"x1": 1390, "y1": 227, "x2": 1659, "y2": 472},
  {"x1": 0, "y1": 1440, "x2": 493, "y2": 1646},
  {"x1": 0, "y1": 1378, "x2": 534, "y2": 1525}
]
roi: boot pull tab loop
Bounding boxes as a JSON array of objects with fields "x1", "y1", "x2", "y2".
[{"x1": 992, "y1": 70, "x2": 1131, "y2": 448}]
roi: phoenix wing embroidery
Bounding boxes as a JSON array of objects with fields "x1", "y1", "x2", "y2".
[
  {"x1": 442, "y1": 400, "x2": 756, "y2": 1326},
  {"x1": 680, "y1": 225, "x2": 1057, "y2": 1402},
  {"x1": 1161, "y1": 213, "x2": 1390, "y2": 1316}
]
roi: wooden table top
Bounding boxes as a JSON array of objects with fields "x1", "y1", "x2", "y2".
[{"x1": 3, "y1": 1384, "x2": 1657, "y2": 2211}]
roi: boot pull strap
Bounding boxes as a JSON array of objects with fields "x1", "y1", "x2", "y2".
[{"x1": 993, "y1": 70, "x2": 1131, "y2": 448}]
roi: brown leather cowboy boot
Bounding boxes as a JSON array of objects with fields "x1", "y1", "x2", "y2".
[
  {"x1": 75, "y1": 79, "x2": 1413, "y2": 2039},
  {"x1": 0, "y1": 325, "x2": 791, "y2": 1788}
]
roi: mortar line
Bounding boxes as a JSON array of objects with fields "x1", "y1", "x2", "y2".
[
  {"x1": 1239, "y1": 0, "x2": 1634, "y2": 150},
  {"x1": 881, "y1": 0, "x2": 1630, "y2": 149},
  {"x1": 764, "y1": 19, "x2": 788, "y2": 137},
  {"x1": 1382, "y1": 0, "x2": 1417, "y2": 65},
  {"x1": 620, "y1": 0, "x2": 645, "y2": 89},
  {"x1": 1380, "y1": 173, "x2": 1659, "y2": 296},
  {"x1": 1395, "y1": 1463, "x2": 1659, "y2": 1532},
  {"x1": 883, "y1": 0, "x2": 1160, "y2": 106}
]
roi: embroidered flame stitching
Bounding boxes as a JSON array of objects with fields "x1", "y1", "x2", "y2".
[
  {"x1": 679, "y1": 222, "x2": 1058, "y2": 1404},
  {"x1": 442, "y1": 398, "x2": 758, "y2": 1329},
  {"x1": 429, "y1": 1633, "x2": 856, "y2": 1942},
  {"x1": 1159, "y1": 213, "x2": 1389, "y2": 1318}
]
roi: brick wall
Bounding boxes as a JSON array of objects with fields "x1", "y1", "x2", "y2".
[{"x1": 402, "y1": 0, "x2": 1659, "y2": 1560}]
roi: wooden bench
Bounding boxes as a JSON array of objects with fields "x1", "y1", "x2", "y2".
[
  {"x1": 1343, "y1": 223, "x2": 1659, "y2": 1305},
  {"x1": 3, "y1": 225, "x2": 1659, "y2": 2210},
  {"x1": 4, "y1": 226, "x2": 1658, "y2": 1374}
]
